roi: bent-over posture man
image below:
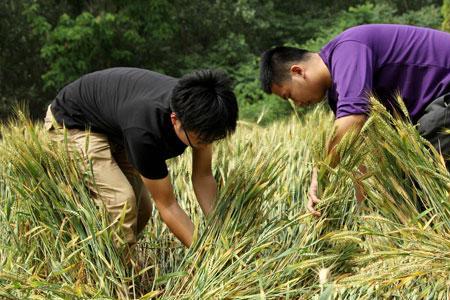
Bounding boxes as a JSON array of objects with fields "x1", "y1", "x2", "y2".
[
  {"x1": 45, "y1": 68, "x2": 238, "y2": 253},
  {"x1": 259, "y1": 24, "x2": 450, "y2": 216}
]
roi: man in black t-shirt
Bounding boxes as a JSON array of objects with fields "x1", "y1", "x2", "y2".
[{"x1": 44, "y1": 68, "x2": 238, "y2": 252}]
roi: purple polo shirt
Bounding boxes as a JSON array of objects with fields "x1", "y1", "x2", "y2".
[{"x1": 319, "y1": 24, "x2": 450, "y2": 122}]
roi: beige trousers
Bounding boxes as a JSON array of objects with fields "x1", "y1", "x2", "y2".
[{"x1": 44, "y1": 106, "x2": 152, "y2": 247}]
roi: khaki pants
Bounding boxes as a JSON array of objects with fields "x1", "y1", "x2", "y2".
[{"x1": 44, "y1": 106, "x2": 152, "y2": 247}]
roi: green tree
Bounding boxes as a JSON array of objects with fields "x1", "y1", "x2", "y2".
[
  {"x1": 0, "y1": 1, "x2": 51, "y2": 119},
  {"x1": 0, "y1": 0, "x2": 445, "y2": 122},
  {"x1": 41, "y1": 12, "x2": 145, "y2": 90},
  {"x1": 443, "y1": 0, "x2": 450, "y2": 32}
]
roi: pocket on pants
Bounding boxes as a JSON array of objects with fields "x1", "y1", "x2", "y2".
[
  {"x1": 44, "y1": 105, "x2": 55, "y2": 131},
  {"x1": 44, "y1": 119, "x2": 54, "y2": 131}
]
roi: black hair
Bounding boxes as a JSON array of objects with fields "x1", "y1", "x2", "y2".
[
  {"x1": 171, "y1": 69, "x2": 238, "y2": 144},
  {"x1": 259, "y1": 46, "x2": 310, "y2": 94}
]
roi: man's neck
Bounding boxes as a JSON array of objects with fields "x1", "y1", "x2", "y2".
[{"x1": 311, "y1": 53, "x2": 332, "y2": 89}]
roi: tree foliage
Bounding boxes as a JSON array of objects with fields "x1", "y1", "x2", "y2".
[
  {"x1": 41, "y1": 12, "x2": 145, "y2": 90},
  {"x1": 0, "y1": 0, "x2": 444, "y2": 121},
  {"x1": 443, "y1": 0, "x2": 450, "y2": 32}
]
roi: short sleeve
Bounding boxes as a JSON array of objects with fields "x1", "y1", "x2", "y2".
[
  {"x1": 123, "y1": 127, "x2": 168, "y2": 179},
  {"x1": 330, "y1": 41, "x2": 374, "y2": 118}
]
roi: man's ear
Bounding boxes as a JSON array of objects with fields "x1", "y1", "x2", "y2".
[
  {"x1": 289, "y1": 64, "x2": 305, "y2": 78},
  {"x1": 170, "y1": 112, "x2": 177, "y2": 126}
]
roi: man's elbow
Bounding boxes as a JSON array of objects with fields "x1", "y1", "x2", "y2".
[
  {"x1": 153, "y1": 194, "x2": 177, "y2": 212},
  {"x1": 191, "y1": 171, "x2": 214, "y2": 183}
]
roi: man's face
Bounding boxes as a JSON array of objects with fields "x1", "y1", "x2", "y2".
[
  {"x1": 171, "y1": 113, "x2": 209, "y2": 149},
  {"x1": 270, "y1": 65, "x2": 327, "y2": 107},
  {"x1": 180, "y1": 128, "x2": 207, "y2": 149}
]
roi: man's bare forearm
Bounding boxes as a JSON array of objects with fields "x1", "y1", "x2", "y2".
[
  {"x1": 142, "y1": 175, "x2": 195, "y2": 247},
  {"x1": 307, "y1": 115, "x2": 367, "y2": 216},
  {"x1": 326, "y1": 114, "x2": 368, "y2": 167},
  {"x1": 192, "y1": 174, "x2": 217, "y2": 217},
  {"x1": 155, "y1": 200, "x2": 194, "y2": 247}
]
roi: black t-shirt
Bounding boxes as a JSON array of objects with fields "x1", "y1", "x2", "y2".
[{"x1": 51, "y1": 67, "x2": 187, "y2": 179}]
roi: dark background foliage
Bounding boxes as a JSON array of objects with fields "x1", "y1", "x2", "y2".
[{"x1": 0, "y1": 0, "x2": 447, "y2": 123}]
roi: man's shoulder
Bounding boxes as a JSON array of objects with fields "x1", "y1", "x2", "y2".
[
  {"x1": 82, "y1": 67, "x2": 176, "y2": 82},
  {"x1": 323, "y1": 24, "x2": 445, "y2": 50},
  {"x1": 321, "y1": 24, "x2": 433, "y2": 61},
  {"x1": 321, "y1": 24, "x2": 384, "y2": 51}
]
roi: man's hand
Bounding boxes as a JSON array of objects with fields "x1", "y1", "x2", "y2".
[
  {"x1": 307, "y1": 114, "x2": 367, "y2": 217},
  {"x1": 142, "y1": 175, "x2": 194, "y2": 247},
  {"x1": 307, "y1": 167, "x2": 321, "y2": 217}
]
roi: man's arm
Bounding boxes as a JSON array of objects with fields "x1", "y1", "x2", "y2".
[
  {"x1": 142, "y1": 175, "x2": 194, "y2": 247},
  {"x1": 191, "y1": 144, "x2": 217, "y2": 217},
  {"x1": 307, "y1": 114, "x2": 367, "y2": 216},
  {"x1": 326, "y1": 114, "x2": 367, "y2": 167}
]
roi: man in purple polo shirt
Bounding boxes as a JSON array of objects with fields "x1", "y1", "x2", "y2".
[{"x1": 259, "y1": 24, "x2": 450, "y2": 216}]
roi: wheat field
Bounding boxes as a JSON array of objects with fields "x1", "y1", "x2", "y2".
[{"x1": 0, "y1": 98, "x2": 449, "y2": 299}]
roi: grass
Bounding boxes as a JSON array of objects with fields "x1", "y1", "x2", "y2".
[{"x1": 0, "y1": 97, "x2": 449, "y2": 299}]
